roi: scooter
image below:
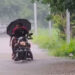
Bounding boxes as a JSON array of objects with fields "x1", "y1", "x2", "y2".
[{"x1": 13, "y1": 33, "x2": 33, "y2": 61}]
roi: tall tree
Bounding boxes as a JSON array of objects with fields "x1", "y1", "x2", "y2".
[{"x1": 32, "y1": 0, "x2": 75, "y2": 43}]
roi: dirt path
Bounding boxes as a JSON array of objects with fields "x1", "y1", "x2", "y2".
[{"x1": 0, "y1": 37, "x2": 75, "y2": 75}]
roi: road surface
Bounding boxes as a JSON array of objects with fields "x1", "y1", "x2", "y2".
[{"x1": 0, "y1": 36, "x2": 75, "y2": 75}]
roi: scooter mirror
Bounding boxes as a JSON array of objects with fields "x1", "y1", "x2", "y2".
[
  {"x1": 28, "y1": 33, "x2": 33, "y2": 39},
  {"x1": 29, "y1": 33, "x2": 33, "y2": 36}
]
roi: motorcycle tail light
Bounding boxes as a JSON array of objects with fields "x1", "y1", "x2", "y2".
[{"x1": 20, "y1": 41, "x2": 26, "y2": 46}]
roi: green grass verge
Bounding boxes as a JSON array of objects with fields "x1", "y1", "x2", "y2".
[{"x1": 32, "y1": 29, "x2": 75, "y2": 58}]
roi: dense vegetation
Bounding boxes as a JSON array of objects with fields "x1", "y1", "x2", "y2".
[
  {"x1": 0, "y1": 0, "x2": 48, "y2": 28},
  {"x1": 32, "y1": 0, "x2": 75, "y2": 38},
  {"x1": 32, "y1": 0, "x2": 75, "y2": 58},
  {"x1": 0, "y1": 0, "x2": 33, "y2": 24},
  {"x1": 32, "y1": 29, "x2": 75, "y2": 58}
]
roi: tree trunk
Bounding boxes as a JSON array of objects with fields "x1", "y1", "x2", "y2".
[
  {"x1": 34, "y1": 2, "x2": 38, "y2": 35},
  {"x1": 66, "y1": 9, "x2": 70, "y2": 43}
]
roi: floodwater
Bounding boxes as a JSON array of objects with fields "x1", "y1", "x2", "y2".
[{"x1": 0, "y1": 36, "x2": 75, "y2": 75}]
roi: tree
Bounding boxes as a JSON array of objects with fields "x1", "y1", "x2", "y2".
[
  {"x1": 0, "y1": 0, "x2": 33, "y2": 24},
  {"x1": 32, "y1": 0, "x2": 75, "y2": 42}
]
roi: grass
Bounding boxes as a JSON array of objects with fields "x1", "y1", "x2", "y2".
[{"x1": 32, "y1": 28, "x2": 75, "y2": 58}]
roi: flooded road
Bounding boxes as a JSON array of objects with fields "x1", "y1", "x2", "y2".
[{"x1": 0, "y1": 37, "x2": 75, "y2": 75}]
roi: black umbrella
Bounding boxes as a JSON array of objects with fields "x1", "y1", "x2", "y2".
[{"x1": 7, "y1": 19, "x2": 31, "y2": 36}]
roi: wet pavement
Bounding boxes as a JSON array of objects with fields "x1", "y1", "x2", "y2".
[{"x1": 0, "y1": 37, "x2": 75, "y2": 75}]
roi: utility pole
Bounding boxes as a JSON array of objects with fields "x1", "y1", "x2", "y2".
[
  {"x1": 34, "y1": 2, "x2": 38, "y2": 35},
  {"x1": 66, "y1": 9, "x2": 70, "y2": 43},
  {"x1": 48, "y1": 4, "x2": 52, "y2": 36}
]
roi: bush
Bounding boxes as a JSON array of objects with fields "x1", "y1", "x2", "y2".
[
  {"x1": 32, "y1": 28, "x2": 60, "y2": 49},
  {"x1": 50, "y1": 39, "x2": 75, "y2": 58},
  {"x1": 32, "y1": 29, "x2": 75, "y2": 58}
]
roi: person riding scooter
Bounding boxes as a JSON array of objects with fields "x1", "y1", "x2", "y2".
[{"x1": 10, "y1": 23, "x2": 28, "y2": 59}]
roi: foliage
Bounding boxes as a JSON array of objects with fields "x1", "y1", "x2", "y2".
[
  {"x1": 51, "y1": 39, "x2": 75, "y2": 58},
  {"x1": 0, "y1": 0, "x2": 33, "y2": 24},
  {"x1": 32, "y1": 0, "x2": 75, "y2": 39},
  {"x1": 0, "y1": 0, "x2": 49, "y2": 29},
  {"x1": 71, "y1": 13, "x2": 75, "y2": 37},
  {"x1": 32, "y1": 29, "x2": 75, "y2": 58},
  {"x1": 32, "y1": 28, "x2": 60, "y2": 49},
  {"x1": 33, "y1": 0, "x2": 75, "y2": 13},
  {"x1": 53, "y1": 14, "x2": 66, "y2": 39}
]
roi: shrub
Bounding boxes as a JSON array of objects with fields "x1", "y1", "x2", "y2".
[
  {"x1": 50, "y1": 39, "x2": 75, "y2": 58},
  {"x1": 32, "y1": 29, "x2": 75, "y2": 58}
]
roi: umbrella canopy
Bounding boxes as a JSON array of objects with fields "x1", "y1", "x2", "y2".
[{"x1": 7, "y1": 19, "x2": 31, "y2": 36}]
